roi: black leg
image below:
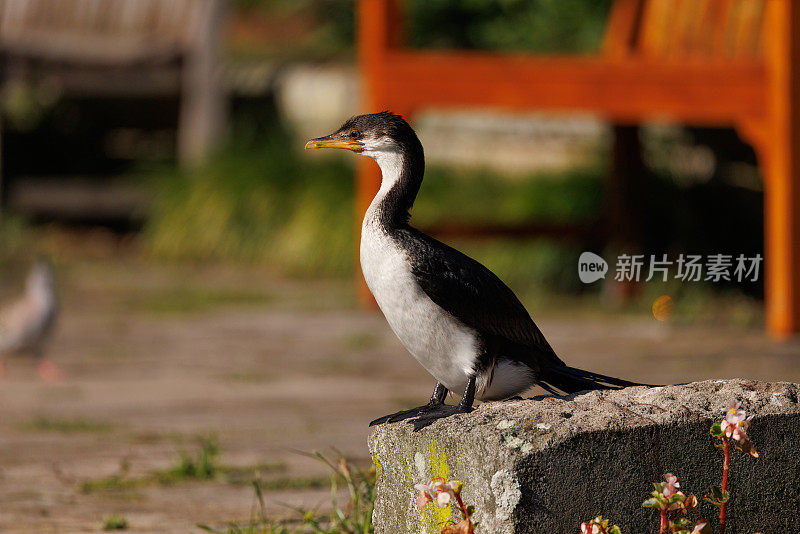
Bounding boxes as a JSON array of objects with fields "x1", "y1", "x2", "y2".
[
  {"x1": 430, "y1": 381, "x2": 448, "y2": 404},
  {"x1": 369, "y1": 382, "x2": 449, "y2": 427},
  {"x1": 410, "y1": 375, "x2": 477, "y2": 431},
  {"x1": 458, "y1": 375, "x2": 476, "y2": 410}
]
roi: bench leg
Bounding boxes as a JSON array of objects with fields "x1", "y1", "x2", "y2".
[
  {"x1": 761, "y1": 141, "x2": 800, "y2": 338},
  {"x1": 177, "y1": 0, "x2": 227, "y2": 167},
  {"x1": 762, "y1": 0, "x2": 800, "y2": 338},
  {"x1": 605, "y1": 123, "x2": 643, "y2": 302}
]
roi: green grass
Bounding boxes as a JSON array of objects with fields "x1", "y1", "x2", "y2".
[
  {"x1": 80, "y1": 475, "x2": 144, "y2": 495},
  {"x1": 220, "y1": 462, "x2": 288, "y2": 486},
  {"x1": 102, "y1": 514, "x2": 129, "y2": 531},
  {"x1": 81, "y1": 436, "x2": 293, "y2": 496},
  {"x1": 197, "y1": 452, "x2": 375, "y2": 534},
  {"x1": 255, "y1": 475, "x2": 329, "y2": 491},
  {"x1": 156, "y1": 435, "x2": 221, "y2": 484},
  {"x1": 18, "y1": 416, "x2": 115, "y2": 434},
  {"x1": 126, "y1": 286, "x2": 274, "y2": 315}
]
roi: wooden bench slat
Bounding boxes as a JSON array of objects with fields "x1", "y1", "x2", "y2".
[
  {"x1": 732, "y1": 0, "x2": 764, "y2": 59},
  {"x1": 377, "y1": 51, "x2": 766, "y2": 122},
  {"x1": 0, "y1": 0, "x2": 204, "y2": 47},
  {"x1": 640, "y1": 0, "x2": 675, "y2": 59},
  {"x1": 617, "y1": 0, "x2": 766, "y2": 61},
  {"x1": 602, "y1": 0, "x2": 644, "y2": 59}
]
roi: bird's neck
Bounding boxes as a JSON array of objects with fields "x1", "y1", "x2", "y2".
[{"x1": 364, "y1": 147, "x2": 424, "y2": 232}]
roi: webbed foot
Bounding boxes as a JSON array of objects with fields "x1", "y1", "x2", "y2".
[
  {"x1": 409, "y1": 404, "x2": 473, "y2": 431},
  {"x1": 369, "y1": 402, "x2": 442, "y2": 426}
]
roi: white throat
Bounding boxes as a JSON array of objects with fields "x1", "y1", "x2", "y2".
[{"x1": 363, "y1": 150, "x2": 405, "y2": 223}]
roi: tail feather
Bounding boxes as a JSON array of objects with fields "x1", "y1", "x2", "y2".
[{"x1": 540, "y1": 365, "x2": 649, "y2": 395}]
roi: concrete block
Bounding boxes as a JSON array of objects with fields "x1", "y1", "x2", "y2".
[{"x1": 369, "y1": 380, "x2": 800, "y2": 533}]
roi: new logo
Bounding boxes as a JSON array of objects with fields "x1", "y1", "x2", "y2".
[{"x1": 578, "y1": 252, "x2": 608, "y2": 283}]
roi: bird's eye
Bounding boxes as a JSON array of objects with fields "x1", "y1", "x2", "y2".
[{"x1": 349, "y1": 130, "x2": 361, "y2": 139}]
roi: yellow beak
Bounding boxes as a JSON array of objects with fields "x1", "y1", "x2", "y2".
[{"x1": 305, "y1": 135, "x2": 364, "y2": 152}]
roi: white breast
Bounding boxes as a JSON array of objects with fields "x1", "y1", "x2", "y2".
[{"x1": 360, "y1": 219, "x2": 478, "y2": 394}]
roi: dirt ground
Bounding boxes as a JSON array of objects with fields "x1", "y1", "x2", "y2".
[{"x1": 2, "y1": 256, "x2": 800, "y2": 533}]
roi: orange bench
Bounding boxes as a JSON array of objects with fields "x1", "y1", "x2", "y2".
[{"x1": 356, "y1": 0, "x2": 800, "y2": 339}]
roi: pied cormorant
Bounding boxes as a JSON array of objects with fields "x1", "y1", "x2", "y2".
[{"x1": 306, "y1": 111, "x2": 642, "y2": 430}]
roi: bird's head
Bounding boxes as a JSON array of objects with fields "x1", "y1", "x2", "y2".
[{"x1": 305, "y1": 111, "x2": 421, "y2": 163}]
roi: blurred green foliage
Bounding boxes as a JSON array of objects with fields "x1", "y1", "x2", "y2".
[
  {"x1": 416, "y1": 167, "x2": 603, "y2": 226},
  {"x1": 144, "y1": 117, "x2": 355, "y2": 276},
  {"x1": 144, "y1": 113, "x2": 604, "y2": 284},
  {"x1": 231, "y1": 0, "x2": 612, "y2": 57},
  {"x1": 408, "y1": 0, "x2": 613, "y2": 52},
  {"x1": 144, "y1": 120, "x2": 763, "y2": 315},
  {"x1": 0, "y1": 215, "x2": 31, "y2": 261}
]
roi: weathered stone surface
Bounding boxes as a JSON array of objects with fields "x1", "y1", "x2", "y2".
[{"x1": 369, "y1": 380, "x2": 800, "y2": 533}]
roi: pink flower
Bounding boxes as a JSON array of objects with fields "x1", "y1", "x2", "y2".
[
  {"x1": 721, "y1": 401, "x2": 750, "y2": 438},
  {"x1": 720, "y1": 402, "x2": 755, "y2": 442},
  {"x1": 658, "y1": 473, "x2": 685, "y2": 510},
  {"x1": 414, "y1": 479, "x2": 464, "y2": 510},
  {"x1": 580, "y1": 522, "x2": 600, "y2": 534},
  {"x1": 415, "y1": 489, "x2": 432, "y2": 509},
  {"x1": 661, "y1": 472, "x2": 681, "y2": 497},
  {"x1": 731, "y1": 415, "x2": 754, "y2": 441},
  {"x1": 717, "y1": 401, "x2": 759, "y2": 457},
  {"x1": 414, "y1": 482, "x2": 436, "y2": 510},
  {"x1": 726, "y1": 401, "x2": 745, "y2": 424}
]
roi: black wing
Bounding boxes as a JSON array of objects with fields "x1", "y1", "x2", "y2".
[{"x1": 402, "y1": 228, "x2": 565, "y2": 368}]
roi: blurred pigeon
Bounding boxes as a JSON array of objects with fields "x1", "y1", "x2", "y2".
[{"x1": 0, "y1": 259, "x2": 60, "y2": 381}]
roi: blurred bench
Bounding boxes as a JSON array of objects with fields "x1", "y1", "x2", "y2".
[
  {"x1": 0, "y1": 0, "x2": 227, "y2": 183},
  {"x1": 357, "y1": 0, "x2": 800, "y2": 339}
]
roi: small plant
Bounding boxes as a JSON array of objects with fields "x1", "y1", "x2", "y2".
[
  {"x1": 415, "y1": 478, "x2": 476, "y2": 534},
  {"x1": 642, "y1": 473, "x2": 707, "y2": 534},
  {"x1": 298, "y1": 452, "x2": 375, "y2": 533},
  {"x1": 708, "y1": 401, "x2": 758, "y2": 534},
  {"x1": 198, "y1": 480, "x2": 294, "y2": 534},
  {"x1": 102, "y1": 514, "x2": 129, "y2": 531},
  {"x1": 638, "y1": 400, "x2": 759, "y2": 534},
  {"x1": 580, "y1": 516, "x2": 621, "y2": 534},
  {"x1": 198, "y1": 451, "x2": 375, "y2": 534},
  {"x1": 158, "y1": 434, "x2": 221, "y2": 484}
]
